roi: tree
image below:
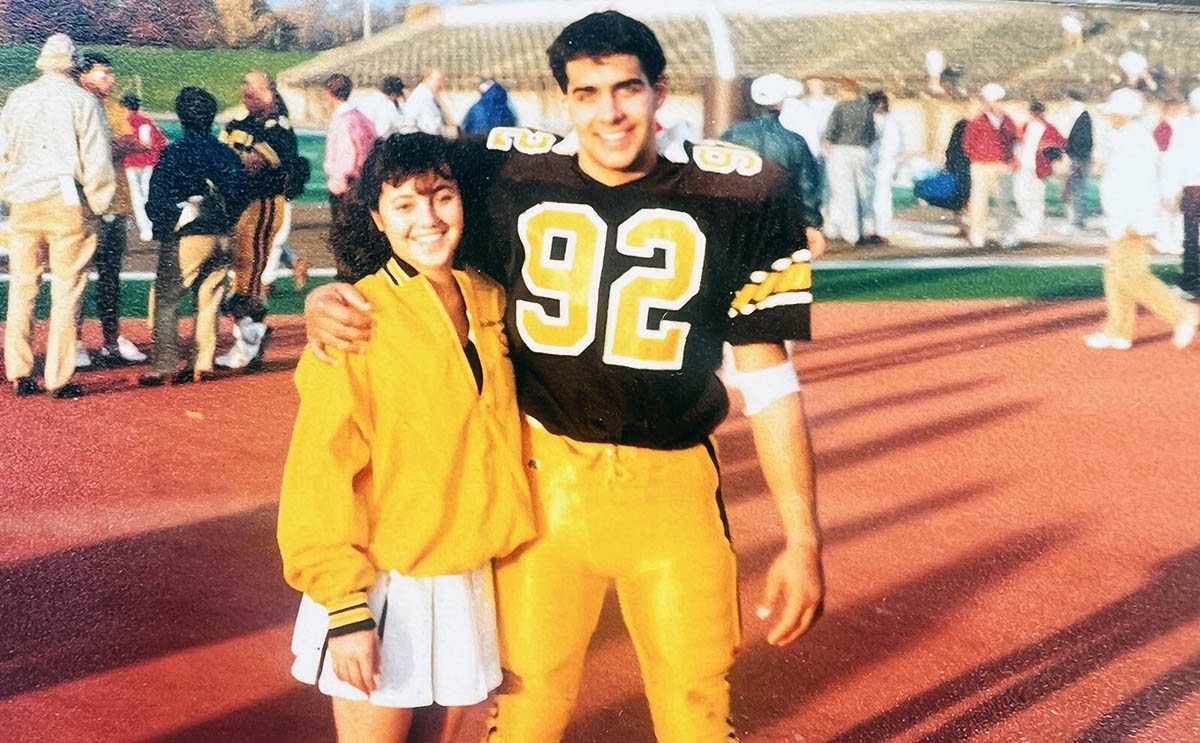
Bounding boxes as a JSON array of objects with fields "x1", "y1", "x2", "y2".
[
  {"x1": 212, "y1": 0, "x2": 278, "y2": 48},
  {"x1": 8, "y1": 0, "x2": 96, "y2": 42}
]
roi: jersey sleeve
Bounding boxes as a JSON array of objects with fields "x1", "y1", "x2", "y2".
[{"x1": 725, "y1": 176, "x2": 813, "y2": 345}]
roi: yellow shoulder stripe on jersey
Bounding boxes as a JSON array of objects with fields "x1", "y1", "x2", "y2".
[
  {"x1": 252, "y1": 141, "x2": 282, "y2": 168},
  {"x1": 729, "y1": 249, "x2": 812, "y2": 318},
  {"x1": 692, "y1": 140, "x2": 763, "y2": 177},
  {"x1": 220, "y1": 128, "x2": 252, "y2": 148},
  {"x1": 487, "y1": 126, "x2": 556, "y2": 155}
]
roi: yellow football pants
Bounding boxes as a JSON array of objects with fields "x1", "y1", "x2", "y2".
[
  {"x1": 232, "y1": 195, "x2": 286, "y2": 299},
  {"x1": 489, "y1": 420, "x2": 740, "y2": 743}
]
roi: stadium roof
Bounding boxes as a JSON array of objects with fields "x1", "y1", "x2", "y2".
[{"x1": 278, "y1": 0, "x2": 1200, "y2": 99}]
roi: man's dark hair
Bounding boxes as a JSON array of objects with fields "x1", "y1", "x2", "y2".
[
  {"x1": 547, "y1": 11, "x2": 666, "y2": 92},
  {"x1": 1067, "y1": 89, "x2": 1085, "y2": 102},
  {"x1": 120, "y1": 93, "x2": 141, "y2": 111},
  {"x1": 382, "y1": 75, "x2": 406, "y2": 97},
  {"x1": 867, "y1": 90, "x2": 888, "y2": 110},
  {"x1": 1030, "y1": 100, "x2": 1046, "y2": 115},
  {"x1": 324, "y1": 73, "x2": 353, "y2": 101},
  {"x1": 74, "y1": 51, "x2": 112, "y2": 77},
  {"x1": 175, "y1": 86, "x2": 218, "y2": 134}
]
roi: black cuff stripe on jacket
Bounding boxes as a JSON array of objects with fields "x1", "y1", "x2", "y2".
[
  {"x1": 329, "y1": 603, "x2": 368, "y2": 617},
  {"x1": 327, "y1": 617, "x2": 377, "y2": 638}
]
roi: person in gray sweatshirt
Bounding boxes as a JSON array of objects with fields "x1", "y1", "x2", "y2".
[{"x1": 822, "y1": 78, "x2": 876, "y2": 245}]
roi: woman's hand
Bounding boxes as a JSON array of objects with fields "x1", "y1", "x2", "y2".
[{"x1": 328, "y1": 629, "x2": 381, "y2": 695}]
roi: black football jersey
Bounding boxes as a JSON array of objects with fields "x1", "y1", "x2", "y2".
[
  {"x1": 461, "y1": 127, "x2": 813, "y2": 449},
  {"x1": 220, "y1": 112, "x2": 299, "y2": 201}
]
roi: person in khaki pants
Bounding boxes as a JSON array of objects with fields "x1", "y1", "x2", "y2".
[
  {"x1": 963, "y1": 83, "x2": 1019, "y2": 249},
  {"x1": 1085, "y1": 88, "x2": 1199, "y2": 351},
  {"x1": 0, "y1": 34, "x2": 115, "y2": 399},
  {"x1": 139, "y1": 87, "x2": 250, "y2": 386}
]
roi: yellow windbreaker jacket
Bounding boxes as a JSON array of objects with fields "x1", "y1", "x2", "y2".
[{"x1": 277, "y1": 256, "x2": 535, "y2": 633}]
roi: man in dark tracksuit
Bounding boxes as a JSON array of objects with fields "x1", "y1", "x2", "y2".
[
  {"x1": 1065, "y1": 90, "x2": 1094, "y2": 231},
  {"x1": 140, "y1": 87, "x2": 251, "y2": 386},
  {"x1": 721, "y1": 84, "x2": 826, "y2": 258}
]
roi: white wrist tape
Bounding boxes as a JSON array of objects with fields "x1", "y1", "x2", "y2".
[{"x1": 731, "y1": 361, "x2": 802, "y2": 416}]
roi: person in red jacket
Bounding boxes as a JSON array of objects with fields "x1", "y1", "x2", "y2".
[
  {"x1": 1014, "y1": 100, "x2": 1067, "y2": 240},
  {"x1": 963, "y1": 82, "x2": 1019, "y2": 248},
  {"x1": 121, "y1": 94, "x2": 167, "y2": 243}
]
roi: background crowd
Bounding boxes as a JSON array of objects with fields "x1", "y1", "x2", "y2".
[{"x1": 3, "y1": 16, "x2": 1199, "y2": 399}]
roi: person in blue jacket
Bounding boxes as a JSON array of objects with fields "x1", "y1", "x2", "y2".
[{"x1": 460, "y1": 78, "x2": 517, "y2": 135}]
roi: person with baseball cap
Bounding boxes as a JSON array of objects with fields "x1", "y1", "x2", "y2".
[
  {"x1": 1085, "y1": 88, "x2": 1198, "y2": 351},
  {"x1": 963, "y1": 82, "x2": 1019, "y2": 249},
  {"x1": 0, "y1": 33, "x2": 115, "y2": 399},
  {"x1": 722, "y1": 73, "x2": 825, "y2": 257}
]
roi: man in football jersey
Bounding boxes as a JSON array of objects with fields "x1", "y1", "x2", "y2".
[
  {"x1": 216, "y1": 70, "x2": 300, "y2": 370},
  {"x1": 304, "y1": 12, "x2": 823, "y2": 743}
]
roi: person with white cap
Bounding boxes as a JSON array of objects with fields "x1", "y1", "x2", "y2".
[
  {"x1": 1161, "y1": 86, "x2": 1200, "y2": 298},
  {"x1": 1061, "y1": 13, "x2": 1083, "y2": 51},
  {"x1": 1118, "y1": 51, "x2": 1156, "y2": 95},
  {"x1": 925, "y1": 50, "x2": 946, "y2": 95},
  {"x1": 1085, "y1": 88, "x2": 1198, "y2": 351},
  {"x1": 723, "y1": 73, "x2": 826, "y2": 257},
  {"x1": 962, "y1": 82, "x2": 1019, "y2": 248},
  {"x1": 0, "y1": 33, "x2": 115, "y2": 399}
]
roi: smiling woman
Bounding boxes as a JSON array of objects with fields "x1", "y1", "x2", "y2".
[{"x1": 277, "y1": 131, "x2": 535, "y2": 743}]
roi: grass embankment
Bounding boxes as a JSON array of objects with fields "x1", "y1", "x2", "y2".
[{"x1": 0, "y1": 44, "x2": 314, "y2": 113}]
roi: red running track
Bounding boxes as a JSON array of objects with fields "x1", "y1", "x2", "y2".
[{"x1": 1, "y1": 299, "x2": 1198, "y2": 743}]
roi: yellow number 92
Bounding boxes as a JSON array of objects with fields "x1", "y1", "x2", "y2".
[{"x1": 515, "y1": 204, "x2": 706, "y2": 371}]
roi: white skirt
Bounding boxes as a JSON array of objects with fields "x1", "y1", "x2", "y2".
[{"x1": 290, "y1": 564, "x2": 501, "y2": 708}]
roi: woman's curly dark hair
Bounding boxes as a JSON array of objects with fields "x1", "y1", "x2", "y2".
[{"x1": 335, "y1": 133, "x2": 482, "y2": 281}]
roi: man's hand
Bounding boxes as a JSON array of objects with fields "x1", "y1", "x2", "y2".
[
  {"x1": 757, "y1": 541, "x2": 824, "y2": 646},
  {"x1": 328, "y1": 629, "x2": 381, "y2": 695},
  {"x1": 243, "y1": 151, "x2": 268, "y2": 175},
  {"x1": 304, "y1": 283, "x2": 374, "y2": 364},
  {"x1": 805, "y1": 227, "x2": 827, "y2": 260}
]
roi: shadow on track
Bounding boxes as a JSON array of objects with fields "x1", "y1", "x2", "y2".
[{"x1": 830, "y1": 545, "x2": 1200, "y2": 743}]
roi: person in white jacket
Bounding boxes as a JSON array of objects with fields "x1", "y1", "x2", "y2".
[
  {"x1": 867, "y1": 91, "x2": 904, "y2": 243},
  {"x1": 403, "y1": 68, "x2": 449, "y2": 136},
  {"x1": 1161, "y1": 86, "x2": 1200, "y2": 297},
  {"x1": 1085, "y1": 88, "x2": 1198, "y2": 350}
]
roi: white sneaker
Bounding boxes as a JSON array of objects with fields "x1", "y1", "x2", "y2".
[
  {"x1": 1173, "y1": 310, "x2": 1199, "y2": 350},
  {"x1": 115, "y1": 335, "x2": 147, "y2": 362},
  {"x1": 1084, "y1": 332, "x2": 1132, "y2": 350},
  {"x1": 139, "y1": 228, "x2": 154, "y2": 242},
  {"x1": 75, "y1": 340, "x2": 92, "y2": 368},
  {"x1": 233, "y1": 317, "x2": 266, "y2": 346},
  {"x1": 215, "y1": 339, "x2": 258, "y2": 369}
]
